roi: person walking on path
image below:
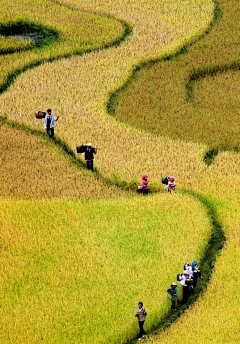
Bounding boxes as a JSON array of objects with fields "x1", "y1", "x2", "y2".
[
  {"x1": 141, "y1": 175, "x2": 149, "y2": 195},
  {"x1": 44, "y1": 109, "x2": 59, "y2": 138},
  {"x1": 135, "y1": 302, "x2": 147, "y2": 340},
  {"x1": 85, "y1": 143, "x2": 97, "y2": 171},
  {"x1": 179, "y1": 273, "x2": 190, "y2": 304},
  {"x1": 167, "y1": 282, "x2": 178, "y2": 310}
]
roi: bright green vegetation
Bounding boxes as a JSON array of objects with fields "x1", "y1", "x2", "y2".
[
  {"x1": 111, "y1": 0, "x2": 240, "y2": 151},
  {"x1": 0, "y1": 0, "x2": 127, "y2": 91},
  {"x1": 0, "y1": 194, "x2": 211, "y2": 343}
]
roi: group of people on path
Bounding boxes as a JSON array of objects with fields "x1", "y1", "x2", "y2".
[
  {"x1": 137, "y1": 175, "x2": 176, "y2": 195},
  {"x1": 39, "y1": 110, "x2": 179, "y2": 181},
  {"x1": 135, "y1": 261, "x2": 202, "y2": 341},
  {"x1": 167, "y1": 260, "x2": 203, "y2": 310},
  {"x1": 38, "y1": 109, "x2": 97, "y2": 170}
]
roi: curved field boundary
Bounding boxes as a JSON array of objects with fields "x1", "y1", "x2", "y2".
[
  {"x1": 124, "y1": 190, "x2": 225, "y2": 342},
  {"x1": 107, "y1": 0, "x2": 220, "y2": 125},
  {"x1": 107, "y1": 0, "x2": 240, "y2": 164},
  {"x1": 186, "y1": 62, "x2": 240, "y2": 102},
  {"x1": 0, "y1": 116, "x2": 225, "y2": 342},
  {"x1": 0, "y1": 0, "x2": 227, "y2": 338},
  {"x1": 0, "y1": 0, "x2": 132, "y2": 94}
]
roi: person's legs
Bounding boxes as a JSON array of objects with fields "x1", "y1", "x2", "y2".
[
  {"x1": 171, "y1": 298, "x2": 176, "y2": 310},
  {"x1": 87, "y1": 160, "x2": 94, "y2": 171},
  {"x1": 90, "y1": 160, "x2": 94, "y2": 171},
  {"x1": 49, "y1": 128, "x2": 54, "y2": 138},
  {"x1": 138, "y1": 321, "x2": 145, "y2": 338},
  {"x1": 182, "y1": 286, "x2": 190, "y2": 303}
]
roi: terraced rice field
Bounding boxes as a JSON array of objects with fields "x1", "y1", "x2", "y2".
[{"x1": 0, "y1": 0, "x2": 240, "y2": 343}]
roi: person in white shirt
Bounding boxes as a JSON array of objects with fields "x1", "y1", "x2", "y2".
[
  {"x1": 179, "y1": 273, "x2": 190, "y2": 303},
  {"x1": 44, "y1": 108, "x2": 59, "y2": 138},
  {"x1": 135, "y1": 302, "x2": 147, "y2": 340}
]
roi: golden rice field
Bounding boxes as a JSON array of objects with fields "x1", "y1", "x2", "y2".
[
  {"x1": 112, "y1": 0, "x2": 240, "y2": 151},
  {"x1": 0, "y1": 121, "x2": 125, "y2": 199},
  {"x1": 0, "y1": 195, "x2": 212, "y2": 343},
  {"x1": 0, "y1": 0, "x2": 125, "y2": 90},
  {"x1": 1, "y1": 0, "x2": 240, "y2": 343},
  {"x1": 146, "y1": 198, "x2": 240, "y2": 344},
  {"x1": 0, "y1": 0, "x2": 214, "y2": 183}
]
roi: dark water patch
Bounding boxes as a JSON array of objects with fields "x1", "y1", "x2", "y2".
[{"x1": 0, "y1": 20, "x2": 58, "y2": 54}]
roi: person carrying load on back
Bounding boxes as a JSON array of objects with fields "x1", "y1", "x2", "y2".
[
  {"x1": 137, "y1": 175, "x2": 149, "y2": 195},
  {"x1": 44, "y1": 109, "x2": 59, "y2": 138},
  {"x1": 85, "y1": 143, "x2": 97, "y2": 171},
  {"x1": 162, "y1": 176, "x2": 176, "y2": 193},
  {"x1": 167, "y1": 282, "x2": 178, "y2": 311}
]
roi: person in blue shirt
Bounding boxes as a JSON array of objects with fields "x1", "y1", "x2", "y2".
[
  {"x1": 167, "y1": 282, "x2": 178, "y2": 310},
  {"x1": 44, "y1": 109, "x2": 59, "y2": 138}
]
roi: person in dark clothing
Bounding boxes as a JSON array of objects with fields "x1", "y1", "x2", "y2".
[
  {"x1": 85, "y1": 143, "x2": 97, "y2": 171},
  {"x1": 191, "y1": 261, "x2": 203, "y2": 290},
  {"x1": 135, "y1": 302, "x2": 147, "y2": 340},
  {"x1": 167, "y1": 282, "x2": 178, "y2": 310}
]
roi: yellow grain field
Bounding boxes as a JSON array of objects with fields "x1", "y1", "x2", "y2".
[
  {"x1": 146, "y1": 198, "x2": 240, "y2": 344},
  {"x1": 111, "y1": 0, "x2": 240, "y2": 150},
  {"x1": 0, "y1": 0, "x2": 214, "y2": 183},
  {"x1": 0, "y1": 122, "x2": 125, "y2": 199},
  {"x1": 0, "y1": 194, "x2": 211, "y2": 343},
  {"x1": 0, "y1": 0, "x2": 125, "y2": 89},
  {"x1": 1, "y1": 0, "x2": 240, "y2": 342}
]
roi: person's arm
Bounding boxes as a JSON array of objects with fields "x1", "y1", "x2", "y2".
[
  {"x1": 53, "y1": 115, "x2": 59, "y2": 122},
  {"x1": 143, "y1": 308, "x2": 147, "y2": 315},
  {"x1": 135, "y1": 310, "x2": 139, "y2": 317},
  {"x1": 167, "y1": 289, "x2": 172, "y2": 299},
  {"x1": 44, "y1": 116, "x2": 47, "y2": 129}
]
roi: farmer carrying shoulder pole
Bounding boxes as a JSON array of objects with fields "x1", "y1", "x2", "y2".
[
  {"x1": 85, "y1": 143, "x2": 97, "y2": 171},
  {"x1": 167, "y1": 282, "x2": 178, "y2": 311},
  {"x1": 135, "y1": 302, "x2": 147, "y2": 341},
  {"x1": 44, "y1": 109, "x2": 59, "y2": 138}
]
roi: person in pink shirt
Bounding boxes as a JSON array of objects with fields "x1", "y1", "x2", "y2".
[
  {"x1": 164, "y1": 176, "x2": 176, "y2": 193},
  {"x1": 141, "y1": 175, "x2": 149, "y2": 195}
]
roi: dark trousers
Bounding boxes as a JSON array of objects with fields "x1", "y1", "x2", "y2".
[
  {"x1": 137, "y1": 189, "x2": 149, "y2": 196},
  {"x1": 138, "y1": 321, "x2": 145, "y2": 338},
  {"x1": 171, "y1": 298, "x2": 177, "y2": 310},
  {"x1": 192, "y1": 276, "x2": 198, "y2": 289},
  {"x1": 182, "y1": 286, "x2": 190, "y2": 303},
  {"x1": 47, "y1": 128, "x2": 54, "y2": 138},
  {"x1": 87, "y1": 160, "x2": 94, "y2": 171}
]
